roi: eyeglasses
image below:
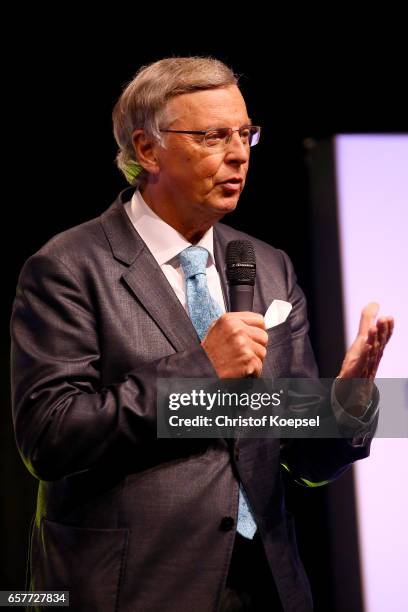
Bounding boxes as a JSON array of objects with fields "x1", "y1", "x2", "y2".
[{"x1": 159, "y1": 125, "x2": 261, "y2": 150}]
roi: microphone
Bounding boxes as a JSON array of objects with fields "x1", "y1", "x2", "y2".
[{"x1": 226, "y1": 240, "x2": 256, "y2": 312}]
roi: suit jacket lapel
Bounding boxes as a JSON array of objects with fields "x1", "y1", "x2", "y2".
[{"x1": 101, "y1": 190, "x2": 200, "y2": 353}]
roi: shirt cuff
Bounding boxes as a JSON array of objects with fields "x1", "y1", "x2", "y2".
[{"x1": 331, "y1": 380, "x2": 380, "y2": 446}]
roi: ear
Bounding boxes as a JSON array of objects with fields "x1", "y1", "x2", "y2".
[{"x1": 132, "y1": 130, "x2": 160, "y2": 175}]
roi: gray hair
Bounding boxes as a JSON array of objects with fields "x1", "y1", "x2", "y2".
[{"x1": 112, "y1": 56, "x2": 238, "y2": 185}]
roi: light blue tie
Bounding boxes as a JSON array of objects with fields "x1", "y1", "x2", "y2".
[{"x1": 179, "y1": 246, "x2": 257, "y2": 539}]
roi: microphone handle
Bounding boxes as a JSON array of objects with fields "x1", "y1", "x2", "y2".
[{"x1": 229, "y1": 284, "x2": 254, "y2": 312}]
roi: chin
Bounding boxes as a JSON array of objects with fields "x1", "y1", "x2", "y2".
[{"x1": 213, "y1": 192, "x2": 241, "y2": 212}]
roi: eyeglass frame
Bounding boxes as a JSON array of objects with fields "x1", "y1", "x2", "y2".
[{"x1": 159, "y1": 124, "x2": 261, "y2": 149}]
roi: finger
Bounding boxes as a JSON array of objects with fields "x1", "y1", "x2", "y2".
[
  {"x1": 389, "y1": 317, "x2": 395, "y2": 337},
  {"x1": 376, "y1": 318, "x2": 389, "y2": 347},
  {"x1": 379, "y1": 316, "x2": 394, "y2": 343},
  {"x1": 245, "y1": 355, "x2": 263, "y2": 377},
  {"x1": 368, "y1": 327, "x2": 387, "y2": 377},
  {"x1": 230, "y1": 312, "x2": 266, "y2": 329},
  {"x1": 359, "y1": 328, "x2": 381, "y2": 377},
  {"x1": 245, "y1": 325, "x2": 269, "y2": 347},
  {"x1": 250, "y1": 338, "x2": 267, "y2": 361},
  {"x1": 371, "y1": 319, "x2": 391, "y2": 373},
  {"x1": 375, "y1": 318, "x2": 393, "y2": 356},
  {"x1": 367, "y1": 344, "x2": 381, "y2": 378},
  {"x1": 358, "y1": 302, "x2": 379, "y2": 337},
  {"x1": 366, "y1": 325, "x2": 379, "y2": 348}
]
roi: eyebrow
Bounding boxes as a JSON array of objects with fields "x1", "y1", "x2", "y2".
[{"x1": 198, "y1": 120, "x2": 254, "y2": 131}]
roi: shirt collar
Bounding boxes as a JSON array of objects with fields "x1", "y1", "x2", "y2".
[{"x1": 125, "y1": 189, "x2": 215, "y2": 267}]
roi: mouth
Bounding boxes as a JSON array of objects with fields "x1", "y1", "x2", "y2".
[{"x1": 218, "y1": 177, "x2": 244, "y2": 191}]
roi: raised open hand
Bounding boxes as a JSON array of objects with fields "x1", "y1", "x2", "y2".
[
  {"x1": 336, "y1": 303, "x2": 394, "y2": 417},
  {"x1": 338, "y1": 302, "x2": 394, "y2": 379}
]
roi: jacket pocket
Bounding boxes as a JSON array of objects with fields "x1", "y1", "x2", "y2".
[
  {"x1": 266, "y1": 320, "x2": 291, "y2": 347},
  {"x1": 264, "y1": 321, "x2": 292, "y2": 377},
  {"x1": 32, "y1": 518, "x2": 128, "y2": 612}
]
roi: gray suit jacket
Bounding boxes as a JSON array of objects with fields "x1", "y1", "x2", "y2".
[{"x1": 11, "y1": 188, "x2": 372, "y2": 611}]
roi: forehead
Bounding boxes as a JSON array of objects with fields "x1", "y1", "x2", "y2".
[{"x1": 164, "y1": 85, "x2": 250, "y2": 128}]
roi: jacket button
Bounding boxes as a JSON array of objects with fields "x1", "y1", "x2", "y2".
[{"x1": 219, "y1": 516, "x2": 235, "y2": 532}]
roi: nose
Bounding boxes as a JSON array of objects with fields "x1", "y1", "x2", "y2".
[{"x1": 224, "y1": 131, "x2": 250, "y2": 165}]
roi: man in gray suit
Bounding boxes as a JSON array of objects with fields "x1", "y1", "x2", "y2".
[{"x1": 11, "y1": 57, "x2": 393, "y2": 611}]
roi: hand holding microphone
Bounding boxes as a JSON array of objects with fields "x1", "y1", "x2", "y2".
[{"x1": 201, "y1": 240, "x2": 268, "y2": 378}]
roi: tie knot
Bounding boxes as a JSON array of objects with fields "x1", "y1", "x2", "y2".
[{"x1": 179, "y1": 246, "x2": 209, "y2": 279}]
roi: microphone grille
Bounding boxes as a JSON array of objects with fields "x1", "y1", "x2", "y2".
[{"x1": 226, "y1": 240, "x2": 256, "y2": 285}]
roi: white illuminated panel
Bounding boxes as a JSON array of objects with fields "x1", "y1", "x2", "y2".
[{"x1": 335, "y1": 135, "x2": 408, "y2": 612}]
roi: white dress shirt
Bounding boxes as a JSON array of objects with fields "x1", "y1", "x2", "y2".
[{"x1": 125, "y1": 190, "x2": 226, "y2": 314}]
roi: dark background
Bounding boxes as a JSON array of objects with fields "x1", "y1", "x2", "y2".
[{"x1": 2, "y1": 19, "x2": 406, "y2": 611}]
